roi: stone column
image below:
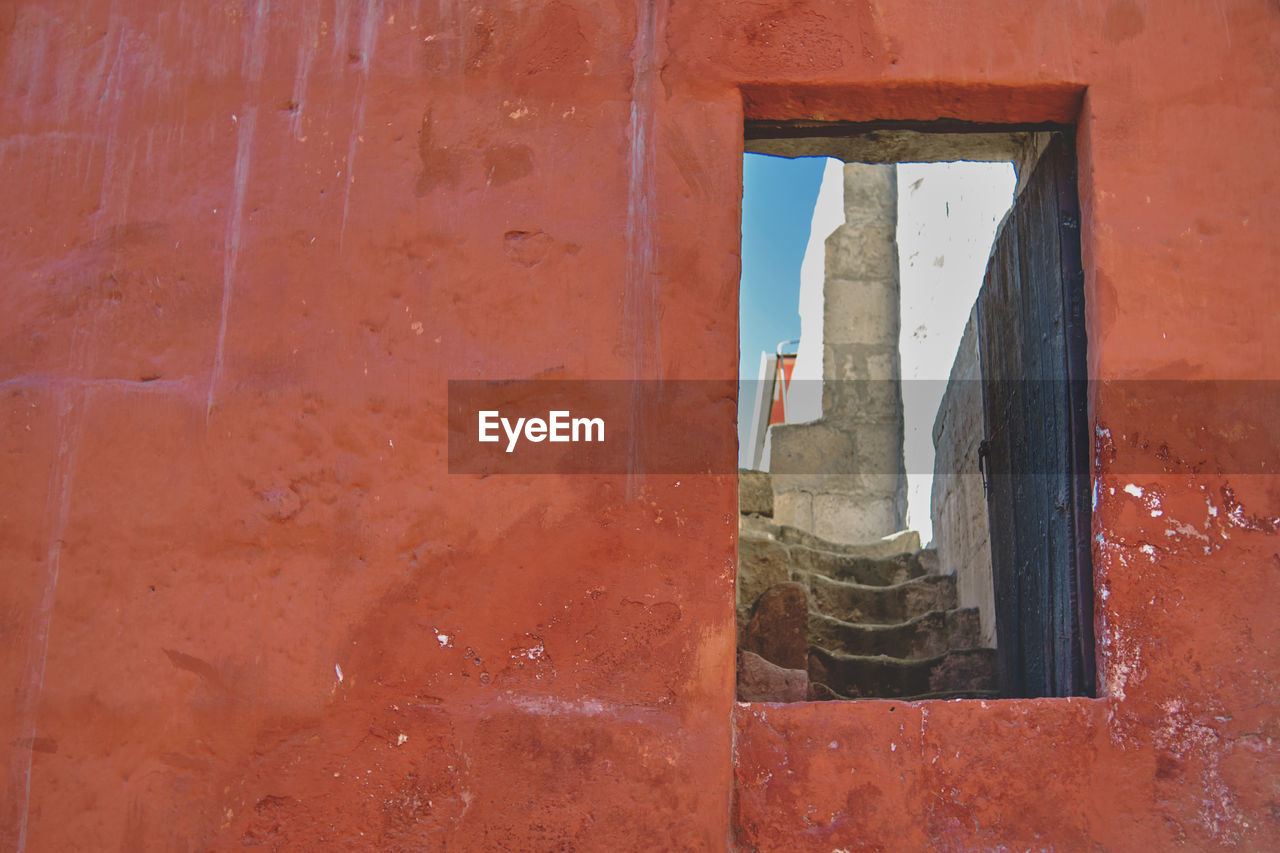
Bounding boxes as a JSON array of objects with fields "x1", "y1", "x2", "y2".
[{"x1": 770, "y1": 163, "x2": 908, "y2": 543}]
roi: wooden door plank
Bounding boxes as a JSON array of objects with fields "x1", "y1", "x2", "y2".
[{"x1": 977, "y1": 132, "x2": 1093, "y2": 698}]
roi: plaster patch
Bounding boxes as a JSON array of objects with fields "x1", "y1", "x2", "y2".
[
  {"x1": 1154, "y1": 700, "x2": 1246, "y2": 844},
  {"x1": 1099, "y1": 570, "x2": 1144, "y2": 707},
  {"x1": 1164, "y1": 520, "x2": 1210, "y2": 545},
  {"x1": 511, "y1": 636, "x2": 544, "y2": 661},
  {"x1": 1107, "y1": 639, "x2": 1141, "y2": 703},
  {"x1": 503, "y1": 694, "x2": 609, "y2": 716}
]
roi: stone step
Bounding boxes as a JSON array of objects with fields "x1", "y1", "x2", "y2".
[
  {"x1": 740, "y1": 514, "x2": 922, "y2": 561},
  {"x1": 807, "y1": 682, "x2": 1000, "y2": 703},
  {"x1": 738, "y1": 469, "x2": 773, "y2": 517},
  {"x1": 796, "y1": 571, "x2": 957, "y2": 625},
  {"x1": 807, "y1": 646, "x2": 998, "y2": 700},
  {"x1": 896, "y1": 688, "x2": 1000, "y2": 702},
  {"x1": 787, "y1": 545, "x2": 932, "y2": 587},
  {"x1": 807, "y1": 608, "x2": 982, "y2": 660},
  {"x1": 739, "y1": 533, "x2": 932, "y2": 592}
]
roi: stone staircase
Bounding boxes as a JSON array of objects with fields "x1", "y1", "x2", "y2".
[{"x1": 737, "y1": 471, "x2": 998, "y2": 702}]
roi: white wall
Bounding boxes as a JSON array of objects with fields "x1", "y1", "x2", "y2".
[
  {"x1": 788, "y1": 157, "x2": 845, "y2": 425},
  {"x1": 896, "y1": 162, "x2": 1016, "y2": 544}
]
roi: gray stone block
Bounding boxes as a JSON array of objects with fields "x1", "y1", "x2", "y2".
[{"x1": 738, "y1": 468, "x2": 773, "y2": 516}]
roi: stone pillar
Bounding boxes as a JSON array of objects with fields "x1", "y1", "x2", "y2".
[{"x1": 770, "y1": 164, "x2": 908, "y2": 544}]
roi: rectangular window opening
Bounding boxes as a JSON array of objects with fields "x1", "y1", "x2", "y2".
[{"x1": 736, "y1": 122, "x2": 1094, "y2": 702}]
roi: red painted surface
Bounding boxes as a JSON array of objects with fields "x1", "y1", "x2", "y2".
[
  {"x1": 769, "y1": 354, "x2": 795, "y2": 426},
  {"x1": 1, "y1": 1, "x2": 1276, "y2": 850}
]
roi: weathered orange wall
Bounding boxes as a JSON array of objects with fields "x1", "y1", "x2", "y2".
[{"x1": 1, "y1": 1, "x2": 1276, "y2": 850}]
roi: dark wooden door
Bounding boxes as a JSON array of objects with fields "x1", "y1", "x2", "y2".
[{"x1": 977, "y1": 132, "x2": 1094, "y2": 698}]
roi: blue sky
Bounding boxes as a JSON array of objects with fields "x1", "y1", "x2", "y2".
[{"x1": 739, "y1": 153, "x2": 827, "y2": 378}]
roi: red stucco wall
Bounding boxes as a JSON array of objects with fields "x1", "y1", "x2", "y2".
[{"x1": 2, "y1": 1, "x2": 1277, "y2": 850}]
